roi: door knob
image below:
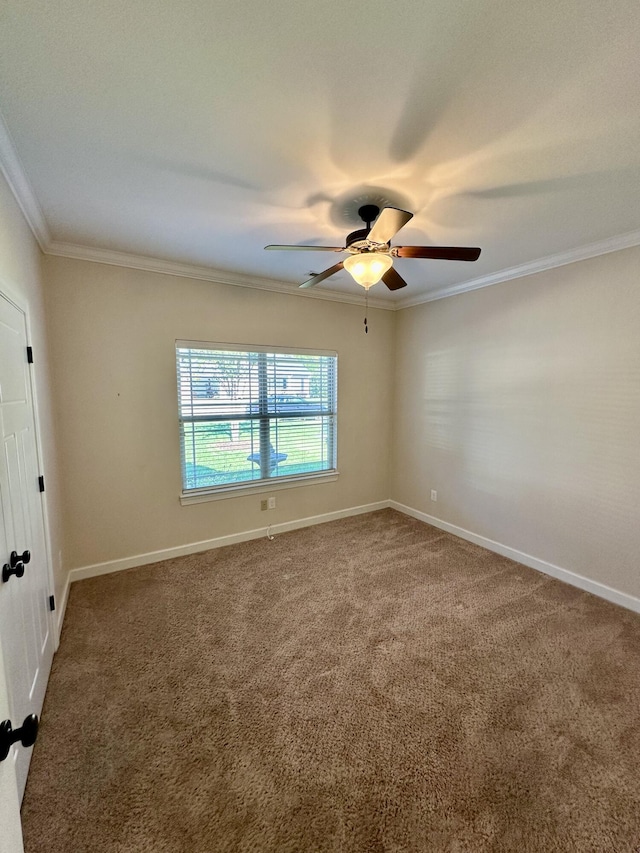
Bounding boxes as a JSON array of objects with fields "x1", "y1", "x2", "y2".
[
  {"x1": 10, "y1": 550, "x2": 30, "y2": 568},
  {"x1": 0, "y1": 715, "x2": 39, "y2": 762},
  {"x1": 2, "y1": 561, "x2": 25, "y2": 583}
]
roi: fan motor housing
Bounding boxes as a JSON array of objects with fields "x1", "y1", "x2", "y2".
[
  {"x1": 345, "y1": 228, "x2": 390, "y2": 253},
  {"x1": 345, "y1": 228, "x2": 370, "y2": 247},
  {"x1": 344, "y1": 204, "x2": 394, "y2": 252}
]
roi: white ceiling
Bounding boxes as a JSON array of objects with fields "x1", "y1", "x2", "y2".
[{"x1": 1, "y1": 0, "x2": 639, "y2": 304}]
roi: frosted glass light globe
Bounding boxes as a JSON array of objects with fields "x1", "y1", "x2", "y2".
[{"x1": 343, "y1": 252, "x2": 393, "y2": 289}]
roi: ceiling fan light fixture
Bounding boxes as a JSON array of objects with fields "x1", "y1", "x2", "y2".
[
  {"x1": 267, "y1": 203, "x2": 480, "y2": 292},
  {"x1": 343, "y1": 252, "x2": 393, "y2": 289}
]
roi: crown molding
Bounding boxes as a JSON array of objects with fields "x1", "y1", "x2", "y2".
[
  {"x1": 48, "y1": 228, "x2": 640, "y2": 313},
  {"x1": 45, "y1": 228, "x2": 640, "y2": 312},
  {"x1": 45, "y1": 241, "x2": 395, "y2": 310},
  {"x1": 0, "y1": 109, "x2": 50, "y2": 250},
  {"x1": 396, "y1": 228, "x2": 640, "y2": 309}
]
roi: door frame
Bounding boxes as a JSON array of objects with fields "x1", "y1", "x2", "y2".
[{"x1": 0, "y1": 278, "x2": 58, "y2": 650}]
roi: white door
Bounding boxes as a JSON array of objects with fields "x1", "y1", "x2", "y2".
[
  {"x1": 0, "y1": 640, "x2": 25, "y2": 853},
  {"x1": 0, "y1": 291, "x2": 54, "y2": 799}
]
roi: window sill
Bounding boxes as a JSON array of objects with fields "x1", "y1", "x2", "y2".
[{"x1": 179, "y1": 470, "x2": 339, "y2": 505}]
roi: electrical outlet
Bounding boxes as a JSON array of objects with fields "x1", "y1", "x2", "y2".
[
  {"x1": 261, "y1": 499, "x2": 268, "y2": 511},
  {"x1": 430, "y1": 490, "x2": 437, "y2": 502},
  {"x1": 268, "y1": 496, "x2": 276, "y2": 510}
]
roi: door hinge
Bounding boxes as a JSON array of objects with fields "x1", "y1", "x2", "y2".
[
  {"x1": 38, "y1": 475, "x2": 45, "y2": 492},
  {"x1": 26, "y1": 346, "x2": 33, "y2": 364},
  {"x1": 49, "y1": 595, "x2": 56, "y2": 612}
]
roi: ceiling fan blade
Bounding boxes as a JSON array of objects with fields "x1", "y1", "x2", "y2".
[
  {"x1": 299, "y1": 261, "x2": 344, "y2": 289},
  {"x1": 395, "y1": 246, "x2": 481, "y2": 261},
  {"x1": 382, "y1": 267, "x2": 408, "y2": 291},
  {"x1": 367, "y1": 207, "x2": 413, "y2": 244},
  {"x1": 265, "y1": 244, "x2": 344, "y2": 252}
]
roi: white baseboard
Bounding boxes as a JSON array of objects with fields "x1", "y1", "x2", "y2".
[
  {"x1": 68, "y1": 500, "x2": 391, "y2": 583},
  {"x1": 65, "y1": 498, "x2": 640, "y2": 617},
  {"x1": 390, "y1": 501, "x2": 640, "y2": 615},
  {"x1": 54, "y1": 573, "x2": 71, "y2": 646}
]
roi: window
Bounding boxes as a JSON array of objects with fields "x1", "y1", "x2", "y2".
[{"x1": 176, "y1": 342, "x2": 337, "y2": 498}]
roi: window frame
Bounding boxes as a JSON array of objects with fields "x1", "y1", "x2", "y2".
[{"x1": 176, "y1": 341, "x2": 339, "y2": 504}]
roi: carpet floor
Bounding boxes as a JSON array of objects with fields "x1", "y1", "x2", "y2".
[{"x1": 21, "y1": 509, "x2": 640, "y2": 852}]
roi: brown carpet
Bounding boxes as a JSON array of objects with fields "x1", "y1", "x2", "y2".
[{"x1": 21, "y1": 509, "x2": 640, "y2": 852}]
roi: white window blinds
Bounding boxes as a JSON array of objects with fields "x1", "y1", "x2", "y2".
[{"x1": 176, "y1": 343, "x2": 337, "y2": 492}]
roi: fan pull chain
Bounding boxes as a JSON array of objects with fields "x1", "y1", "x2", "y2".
[{"x1": 364, "y1": 288, "x2": 369, "y2": 334}]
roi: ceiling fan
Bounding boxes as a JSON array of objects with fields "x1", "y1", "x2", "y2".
[{"x1": 265, "y1": 204, "x2": 481, "y2": 291}]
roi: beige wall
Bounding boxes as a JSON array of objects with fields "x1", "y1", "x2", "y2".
[
  {"x1": 37, "y1": 241, "x2": 640, "y2": 599},
  {"x1": 392, "y1": 247, "x2": 640, "y2": 598},
  {"x1": 44, "y1": 255, "x2": 394, "y2": 570},
  {"x1": 0, "y1": 174, "x2": 65, "y2": 604}
]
